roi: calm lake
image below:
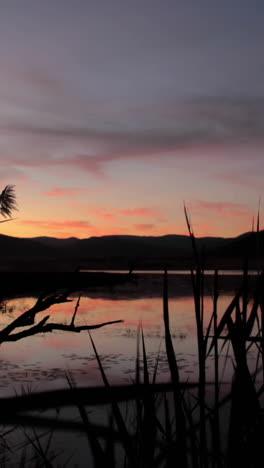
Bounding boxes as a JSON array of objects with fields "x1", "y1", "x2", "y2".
[
  {"x1": 0, "y1": 271, "x2": 260, "y2": 467},
  {"x1": 0, "y1": 271, "x2": 256, "y2": 396}
]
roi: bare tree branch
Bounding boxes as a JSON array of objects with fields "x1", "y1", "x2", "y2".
[
  {"x1": 4, "y1": 319, "x2": 124, "y2": 342},
  {"x1": 0, "y1": 289, "x2": 123, "y2": 344},
  {"x1": 0, "y1": 290, "x2": 73, "y2": 342}
]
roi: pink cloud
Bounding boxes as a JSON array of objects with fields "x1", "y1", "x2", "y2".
[
  {"x1": 134, "y1": 224, "x2": 155, "y2": 231},
  {"x1": 87, "y1": 207, "x2": 117, "y2": 221},
  {"x1": 94, "y1": 206, "x2": 165, "y2": 222},
  {"x1": 70, "y1": 203, "x2": 165, "y2": 223},
  {"x1": 1, "y1": 132, "x2": 264, "y2": 184},
  {"x1": 97, "y1": 213, "x2": 115, "y2": 220},
  {"x1": 118, "y1": 207, "x2": 166, "y2": 222},
  {"x1": 18, "y1": 218, "x2": 134, "y2": 238},
  {"x1": 43, "y1": 187, "x2": 84, "y2": 197},
  {"x1": 188, "y1": 200, "x2": 252, "y2": 219},
  {"x1": 214, "y1": 172, "x2": 264, "y2": 191},
  {"x1": 89, "y1": 225, "x2": 130, "y2": 236},
  {"x1": 1, "y1": 97, "x2": 264, "y2": 184},
  {"x1": 20, "y1": 219, "x2": 92, "y2": 230}
]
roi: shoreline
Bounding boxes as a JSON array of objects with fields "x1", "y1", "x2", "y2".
[{"x1": 2, "y1": 270, "x2": 258, "y2": 299}]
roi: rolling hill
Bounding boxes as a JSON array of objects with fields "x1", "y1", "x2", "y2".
[{"x1": 0, "y1": 231, "x2": 262, "y2": 270}]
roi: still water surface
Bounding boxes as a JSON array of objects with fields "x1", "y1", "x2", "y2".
[
  {"x1": 0, "y1": 276, "x2": 250, "y2": 396},
  {"x1": 84, "y1": 269, "x2": 258, "y2": 275},
  {"x1": 0, "y1": 274, "x2": 259, "y2": 467}
]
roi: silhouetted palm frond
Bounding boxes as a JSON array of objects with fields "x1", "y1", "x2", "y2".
[{"x1": 0, "y1": 185, "x2": 17, "y2": 218}]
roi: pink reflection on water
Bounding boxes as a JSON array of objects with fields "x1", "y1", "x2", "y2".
[{"x1": 0, "y1": 293, "x2": 237, "y2": 395}]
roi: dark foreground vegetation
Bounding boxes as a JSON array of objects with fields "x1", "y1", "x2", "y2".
[{"x1": 0, "y1": 260, "x2": 264, "y2": 466}]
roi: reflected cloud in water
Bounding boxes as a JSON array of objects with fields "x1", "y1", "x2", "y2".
[{"x1": 0, "y1": 292, "x2": 237, "y2": 395}]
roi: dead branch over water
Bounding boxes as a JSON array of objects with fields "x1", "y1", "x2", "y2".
[{"x1": 0, "y1": 289, "x2": 123, "y2": 343}]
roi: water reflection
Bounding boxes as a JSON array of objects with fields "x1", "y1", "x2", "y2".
[
  {"x1": 0, "y1": 292, "x2": 238, "y2": 395},
  {"x1": 84, "y1": 269, "x2": 259, "y2": 275}
]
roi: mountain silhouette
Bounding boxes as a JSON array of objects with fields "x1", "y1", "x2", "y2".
[{"x1": 0, "y1": 231, "x2": 262, "y2": 270}]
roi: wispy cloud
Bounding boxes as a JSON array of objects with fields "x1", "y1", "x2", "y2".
[
  {"x1": 118, "y1": 207, "x2": 165, "y2": 221},
  {"x1": 18, "y1": 218, "x2": 133, "y2": 238},
  {"x1": 1, "y1": 98, "x2": 264, "y2": 178},
  {"x1": 20, "y1": 219, "x2": 92, "y2": 230},
  {"x1": 214, "y1": 171, "x2": 264, "y2": 191},
  {"x1": 0, "y1": 168, "x2": 28, "y2": 182},
  {"x1": 134, "y1": 223, "x2": 155, "y2": 231},
  {"x1": 43, "y1": 187, "x2": 85, "y2": 197},
  {"x1": 87, "y1": 207, "x2": 116, "y2": 221},
  {"x1": 70, "y1": 203, "x2": 166, "y2": 222},
  {"x1": 188, "y1": 200, "x2": 252, "y2": 219}
]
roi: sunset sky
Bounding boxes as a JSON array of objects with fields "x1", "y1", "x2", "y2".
[{"x1": 0, "y1": 0, "x2": 264, "y2": 239}]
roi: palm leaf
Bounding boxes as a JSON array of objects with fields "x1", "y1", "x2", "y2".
[{"x1": 0, "y1": 185, "x2": 17, "y2": 218}]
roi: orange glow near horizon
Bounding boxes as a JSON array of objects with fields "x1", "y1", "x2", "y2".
[
  {"x1": 0, "y1": 208, "x2": 260, "y2": 240},
  {"x1": 0, "y1": 140, "x2": 263, "y2": 241},
  {"x1": 0, "y1": 174, "x2": 261, "y2": 240},
  {"x1": 0, "y1": 214, "x2": 259, "y2": 239}
]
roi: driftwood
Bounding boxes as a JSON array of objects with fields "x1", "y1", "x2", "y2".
[{"x1": 0, "y1": 289, "x2": 123, "y2": 344}]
